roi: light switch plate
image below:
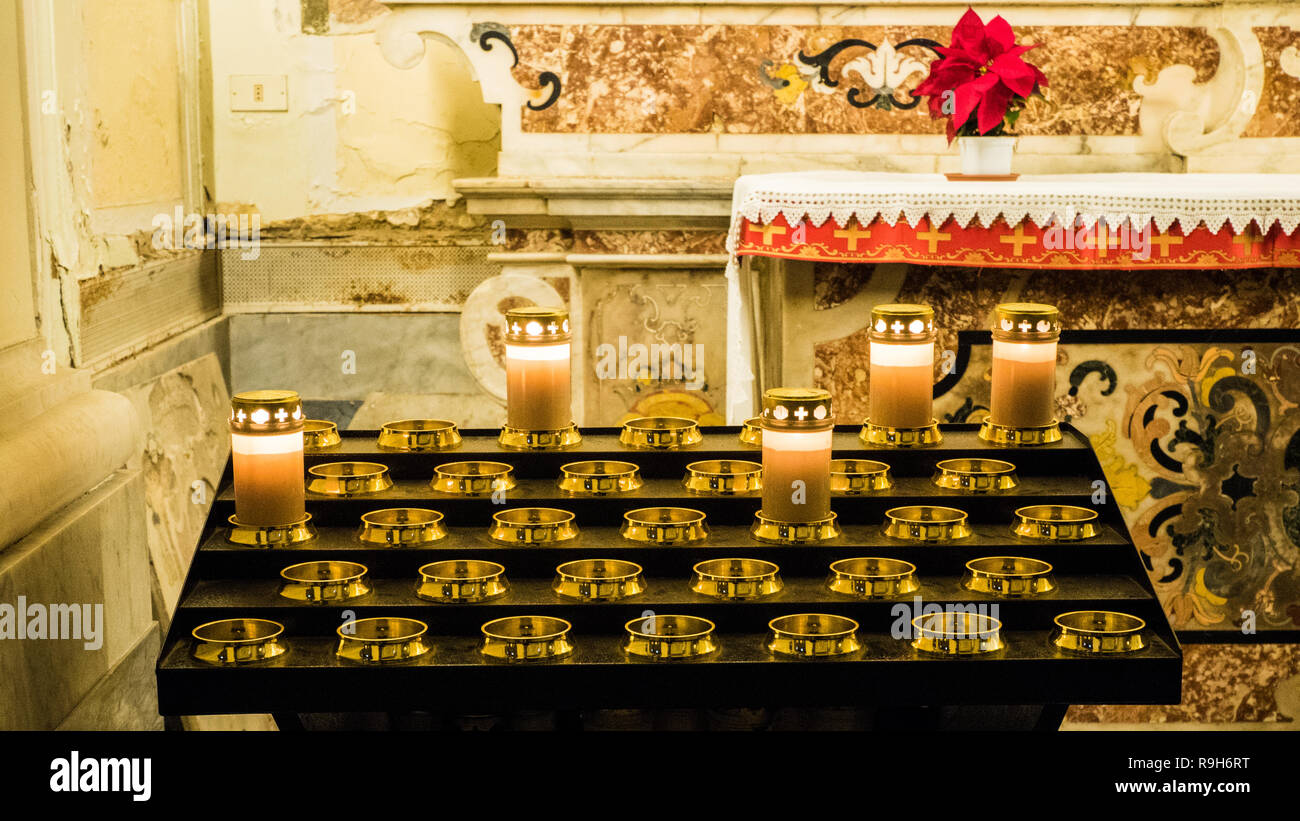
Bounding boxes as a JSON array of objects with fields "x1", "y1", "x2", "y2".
[{"x1": 229, "y1": 75, "x2": 288, "y2": 112}]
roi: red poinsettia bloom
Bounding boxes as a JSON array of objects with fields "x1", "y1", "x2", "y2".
[{"x1": 913, "y1": 8, "x2": 1048, "y2": 142}]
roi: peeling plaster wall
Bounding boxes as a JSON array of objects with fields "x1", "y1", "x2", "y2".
[{"x1": 209, "y1": 0, "x2": 499, "y2": 222}]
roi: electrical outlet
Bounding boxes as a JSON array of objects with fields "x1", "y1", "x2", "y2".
[{"x1": 230, "y1": 75, "x2": 288, "y2": 112}]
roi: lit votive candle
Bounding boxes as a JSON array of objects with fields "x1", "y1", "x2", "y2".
[
  {"x1": 868, "y1": 304, "x2": 936, "y2": 429},
  {"x1": 990, "y1": 303, "x2": 1060, "y2": 428},
  {"x1": 230, "y1": 390, "x2": 306, "y2": 527},
  {"x1": 761, "y1": 388, "x2": 833, "y2": 523},
  {"x1": 504, "y1": 307, "x2": 573, "y2": 432}
]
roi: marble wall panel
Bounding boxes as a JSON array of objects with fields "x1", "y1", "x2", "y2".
[
  {"x1": 1246, "y1": 28, "x2": 1300, "y2": 139},
  {"x1": 509, "y1": 24, "x2": 1222, "y2": 136}
]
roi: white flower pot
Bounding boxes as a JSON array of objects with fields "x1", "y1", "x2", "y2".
[{"x1": 958, "y1": 136, "x2": 1017, "y2": 176}]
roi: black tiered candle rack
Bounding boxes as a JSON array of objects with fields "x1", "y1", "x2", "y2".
[{"x1": 156, "y1": 423, "x2": 1181, "y2": 718}]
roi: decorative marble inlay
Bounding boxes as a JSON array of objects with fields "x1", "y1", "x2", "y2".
[
  {"x1": 1246, "y1": 27, "x2": 1300, "y2": 138},
  {"x1": 509, "y1": 25, "x2": 1219, "y2": 135}
]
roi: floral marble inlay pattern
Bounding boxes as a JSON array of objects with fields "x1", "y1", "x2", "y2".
[
  {"x1": 1245, "y1": 28, "x2": 1300, "y2": 139},
  {"x1": 510, "y1": 25, "x2": 1219, "y2": 135}
]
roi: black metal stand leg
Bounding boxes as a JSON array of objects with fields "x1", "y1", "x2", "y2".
[
  {"x1": 273, "y1": 712, "x2": 306, "y2": 731},
  {"x1": 1035, "y1": 704, "x2": 1070, "y2": 731}
]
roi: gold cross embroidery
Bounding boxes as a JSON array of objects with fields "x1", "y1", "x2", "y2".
[
  {"x1": 1232, "y1": 228, "x2": 1262, "y2": 258},
  {"x1": 748, "y1": 222, "x2": 787, "y2": 245},
  {"x1": 999, "y1": 224, "x2": 1037, "y2": 256},
  {"x1": 1093, "y1": 223, "x2": 1123, "y2": 258},
  {"x1": 833, "y1": 221, "x2": 872, "y2": 251},
  {"x1": 1148, "y1": 231, "x2": 1184, "y2": 258},
  {"x1": 916, "y1": 220, "x2": 952, "y2": 254}
]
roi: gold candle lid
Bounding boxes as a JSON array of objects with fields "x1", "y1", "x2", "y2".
[
  {"x1": 230, "y1": 389, "x2": 304, "y2": 434},
  {"x1": 993, "y1": 302, "x2": 1061, "y2": 341},
  {"x1": 869, "y1": 304, "x2": 935, "y2": 342},
  {"x1": 761, "y1": 387, "x2": 833, "y2": 431},
  {"x1": 504, "y1": 306, "x2": 571, "y2": 343}
]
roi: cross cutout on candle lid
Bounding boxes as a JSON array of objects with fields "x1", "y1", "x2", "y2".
[
  {"x1": 891, "y1": 320, "x2": 904, "y2": 333},
  {"x1": 547, "y1": 322, "x2": 558, "y2": 333},
  {"x1": 1019, "y1": 320, "x2": 1033, "y2": 332},
  {"x1": 235, "y1": 410, "x2": 247, "y2": 422},
  {"x1": 794, "y1": 406, "x2": 809, "y2": 421},
  {"x1": 274, "y1": 408, "x2": 289, "y2": 422}
]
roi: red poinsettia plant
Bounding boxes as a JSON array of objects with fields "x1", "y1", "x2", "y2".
[{"x1": 914, "y1": 7, "x2": 1048, "y2": 143}]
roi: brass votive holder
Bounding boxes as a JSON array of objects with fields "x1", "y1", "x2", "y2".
[
  {"x1": 860, "y1": 419, "x2": 943, "y2": 447},
  {"x1": 498, "y1": 422, "x2": 581, "y2": 451},
  {"x1": 751, "y1": 512, "x2": 841, "y2": 544},
  {"x1": 489, "y1": 507, "x2": 579, "y2": 545},
  {"x1": 621, "y1": 507, "x2": 709, "y2": 545},
  {"x1": 830, "y1": 459, "x2": 893, "y2": 494},
  {"x1": 963, "y1": 556, "x2": 1056, "y2": 597},
  {"x1": 767, "y1": 614, "x2": 861, "y2": 659},
  {"x1": 1013, "y1": 504, "x2": 1099, "y2": 541},
  {"x1": 932, "y1": 458, "x2": 1018, "y2": 493},
  {"x1": 553, "y1": 559, "x2": 646, "y2": 602},
  {"x1": 302, "y1": 419, "x2": 341, "y2": 450},
  {"x1": 690, "y1": 558, "x2": 783, "y2": 600},
  {"x1": 1052, "y1": 610, "x2": 1147, "y2": 654},
  {"x1": 226, "y1": 514, "x2": 317, "y2": 547},
  {"x1": 192, "y1": 618, "x2": 287, "y2": 665},
  {"x1": 884, "y1": 506, "x2": 971, "y2": 542},
  {"x1": 431, "y1": 461, "x2": 516, "y2": 496},
  {"x1": 377, "y1": 418, "x2": 462, "y2": 451},
  {"x1": 416, "y1": 560, "x2": 508, "y2": 603},
  {"x1": 619, "y1": 416, "x2": 703, "y2": 449},
  {"x1": 739, "y1": 417, "x2": 762, "y2": 446},
  {"x1": 337, "y1": 617, "x2": 430, "y2": 664},
  {"x1": 979, "y1": 418, "x2": 1063, "y2": 446},
  {"x1": 911, "y1": 612, "x2": 1004, "y2": 655},
  {"x1": 278, "y1": 560, "x2": 371, "y2": 603},
  {"x1": 307, "y1": 461, "x2": 392, "y2": 496},
  {"x1": 481, "y1": 616, "x2": 574, "y2": 662},
  {"x1": 827, "y1": 557, "x2": 920, "y2": 598},
  {"x1": 624, "y1": 615, "x2": 717, "y2": 661},
  {"x1": 558, "y1": 460, "x2": 643, "y2": 495},
  {"x1": 358, "y1": 508, "x2": 446, "y2": 546},
  {"x1": 683, "y1": 459, "x2": 762, "y2": 495}
]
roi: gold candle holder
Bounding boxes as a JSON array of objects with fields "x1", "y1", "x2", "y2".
[
  {"x1": 1052, "y1": 610, "x2": 1147, "y2": 654},
  {"x1": 911, "y1": 612, "x2": 1004, "y2": 655},
  {"x1": 1013, "y1": 504, "x2": 1099, "y2": 541},
  {"x1": 416, "y1": 560, "x2": 508, "y2": 603},
  {"x1": 499, "y1": 423, "x2": 582, "y2": 450},
  {"x1": 553, "y1": 559, "x2": 646, "y2": 602},
  {"x1": 278, "y1": 560, "x2": 371, "y2": 603},
  {"x1": 431, "y1": 461, "x2": 516, "y2": 496},
  {"x1": 481, "y1": 616, "x2": 574, "y2": 662},
  {"x1": 489, "y1": 507, "x2": 579, "y2": 545},
  {"x1": 619, "y1": 416, "x2": 703, "y2": 449},
  {"x1": 623, "y1": 615, "x2": 717, "y2": 661},
  {"x1": 226, "y1": 513, "x2": 317, "y2": 547},
  {"x1": 191, "y1": 618, "x2": 287, "y2": 665},
  {"x1": 978, "y1": 418, "x2": 1063, "y2": 446},
  {"x1": 690, "y1": 558, "x2": 782, "y2": 600},
  {"x1": 621, "y1": 507, "x2": 708, "y2": 545},
  {"x1": 827, "y1": 557, "x2": 919, "y2": 599},
  {"x1": 307, "y1": 461, "x2": 393, "y2": 496},
  {"x1": 884, "y1": 505, "x2": 971, "y2": 542},
  {"x1": 739, "y1": 417, "x2": 762, "y2": 446},
  {"x1": 932, "y1": 458, "x2": 1018, "y2": 492},
  {"x1": 302, "y1": 419, "x2": 341, "y2": 450},
  {"x1": 767, "y1": 614, "x2": 861, "y2": 659},
  {"x1": 830, "y1": 459, "x2": 892, "y2": 494},
  {"x1": 751, "y1": 512, "x2": 841, "y2": 544},
  {"x1": 377, "y1": 419, "x2": 462, "y2": 451},
  {"x1": 859, "y1": 420, "x2": 943, "y2": 447},
  {"x1": 683, "y1": 459, "x2": 762, "y2": 495},
  {"x1": 558, "y1": 460, "x2": 643, "y2": 495},
  {"x1": 982, "y1": 302, "x2": 1062, "y2": 446},
  {"x1": 337, "y1": 617, "x2": 430, "y2": 664},
  {"x1": 358, "y1": 508, "x2": 446, "y2": 546},
  {"x1": 963, "y1": 556, "x2": 1056, "y2": 597}
]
